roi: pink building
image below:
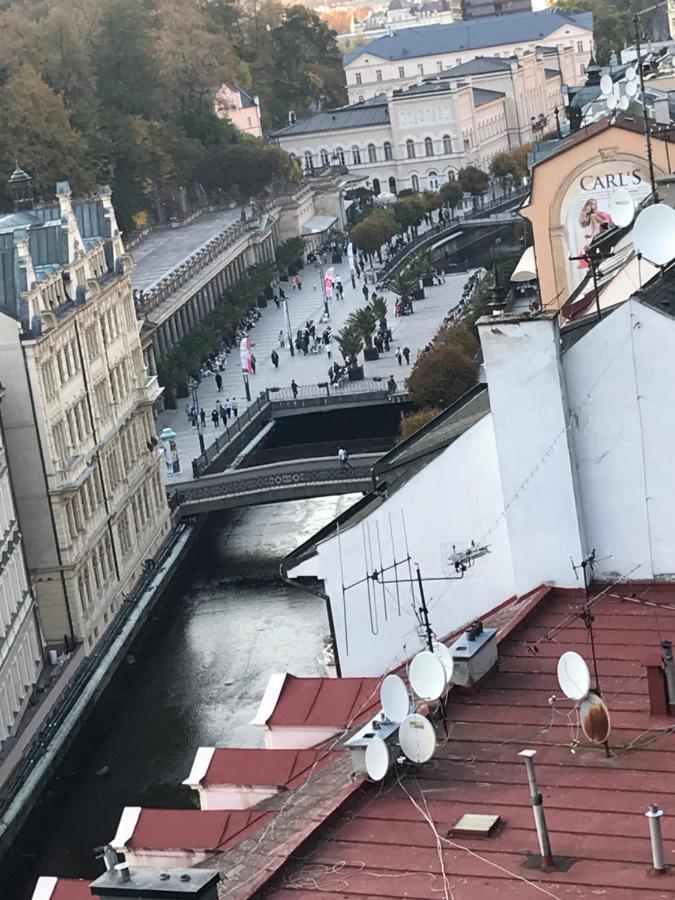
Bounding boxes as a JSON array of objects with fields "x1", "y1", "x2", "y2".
[{"x1": 214, "y1": 83, "x2": 262, "y2": 137}]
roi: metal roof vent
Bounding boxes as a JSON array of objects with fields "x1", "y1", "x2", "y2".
[{"x1": 448, "y1": 621, "x2": 498, "y2": 686}]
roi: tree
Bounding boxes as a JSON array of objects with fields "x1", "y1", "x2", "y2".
[
  {"x1": 0, "y1": 65, "x2": 93, "y2": 203},
  {"x1": 194, "y1": 138, "x2": 300, "y2": 200},
  {"x1": 556, "y1": 0, "x2": 631, "y2": 64},
  {"x1": 458, "y1": 165, "x2": 490, "y2": 208},
  {"x1": 489, "y1": 146, "x2": 530, "y2": 188},
  {"x1": 392, "y1": 195, "x2": 428, "y2": 233},
  {"x1": 275, "y1": 236, "x2": 306, "y2": 273},
  {"x1": 336, "y1": 322, "x2": 363, "y2": 366},
  {"x1": 348, "y1": 306, "x2": 378, "y2": 350},
  {"x1": 370, "y1": 295, "x2": 388, "y2": 331},
  {"x1": 398, "y1": 407, "x2": 443, "y2": 442},
  {"x1": 350, "y1": 209, "x2": 399, "y2": 257},
  {"x1": 406, "y1": 343, "x2": 479, "y2": 409},
  {"x1": 440, "y1": 180, "x2": 463, "y2": 211}
]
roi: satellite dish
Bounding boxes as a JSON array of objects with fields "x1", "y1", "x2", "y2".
[
  {"x1": 626, "y1": 79, "x2": 638, "y2": 98},
  {"x1": 600, "y1": 74, "x2": 613, "y2": 95},
  {"x1": 580, "y1": 692, "x2": 611, "y2": 744},
  {"x1": 626, "y1": 65, "x2": 637, "y2": 81},
  {"x1": 432, "y1": 641, "x2": 454, "y2": 684},
  {"x1": 399, "y1": 713, "x2": 437, "y2": 763},
  {"x1": 409, "y1": 650, "x2": 447, "y2": 701},
  {"x1": 633, "y1": 204, "x2": 675, "y2": 266},
  {"x1": 380, "y1": 674, "x2": 411, "y2": 723},
  {"x1": 557, "y1": 651, "x2": 591, "y2": 701},
  {"x1": 608, "y1": 189, "x2": 635, "y2": 227},
  {"x1": 365, "y1": 736, "x2": 391, "y2": 780},
  {"x1": 606, "y1": 94, "x2": 618, "y2": 110},
  {"x1": 618, "y1": 95, "x2": 630, "y2": 111}
]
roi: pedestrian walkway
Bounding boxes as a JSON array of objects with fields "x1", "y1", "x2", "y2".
[{"x1": 156, "y1": 252, "x2": 476, "y2": 479}]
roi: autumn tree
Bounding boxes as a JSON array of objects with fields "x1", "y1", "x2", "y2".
[
  {"x1": 406, "y1": 325, "x2": 479, "y2": 408},
  {"x1": 392, "y1": 195, "x2": 428, "y2": 234},
  {"x1": 350, "y1": 209, "x2": 399, "y2": 258},
  {"x1": 440, "y1": 180, "x2": 463, "y2": 211},
  {"x1": 458, "y1": 165, "x2": 490, "y2": 208}
]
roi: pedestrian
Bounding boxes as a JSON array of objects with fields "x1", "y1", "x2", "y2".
[
  {"x1": 387, "y1": 374, "x2": 397, "y2": 392},
  {"x1": 274, "y1": 294, "x2": 280, "y2": 309},
  {"x1": 219, "y1": 402, "x2": 227, "y2": 425},
  {"x1": 362, "y1": 283, "x2": 369, "y2": 302},
  {"x1": 232, "y1": 399, "x2": 238, "y2": 416},
  {"x1": 279, "y1": 329, "x2": 285, "y2": 348},
  {"x1": 215, "y1": 372, "x2": 223, "y2": 392},
  {"x1": 251, "y1": 354, "x2": 256, "y2": 374},
  {"x1": 343, "y1": 446, "x2": 352, "y2": 468},
  {"x1": 271, "y1": 349, "x2": 279, "y2": 368},
  {"x1": 279, "y1": 287, "x2": 286, "y2": 300},
  {"x1": 403, "y1": 346, "x2": 411, "y2": 364},
  {"x1": 338, "y1": 446, "x2": 346, "y2": 469},
  {"x1": 396, "y1": 347, "x2": 403, "y2": 366},
  {"x1": 225, "y1": 398, "x2": 232, "y2": 419},
  {"x1": 211, "y1": 408, "x2": 219, "y2": 428},
  {"x1": 200, "y1": 407, "x2": 206, "y2": 428},
  {"x1": 291, "y1": 379, "x2": 299, "y2": 399}
]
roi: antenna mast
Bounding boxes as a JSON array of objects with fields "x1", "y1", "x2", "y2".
[{"x1": 571, "y1": 549, "x2": 602, "y2": 693}]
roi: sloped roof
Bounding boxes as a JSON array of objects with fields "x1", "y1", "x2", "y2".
[
  {"x1": 203, "y1": 747, "x2": 340, "y2": 788},
  {"x1": 271, "y1": 97, "x2": 390, "y2": 138},
  {"x1": 265, "y1": 583, "x2": 675, "y2": 898},
  {"x1": 31, "y1": 878, "x2": 92, "y2": 900},
  {"x1": 435, "y1": 55, "x2": 516, "y2": 78},
  {"x1": 129, "y1": 808, "x2": 275, "y2": 851},
  {"x1": 473, "y1": 86, "x2": 505, "y2": 105},
  {"x1": 343, "y1": 9, "x2": 593, "y2": 64},
  {"x1": 267, "y1": 674, "x2": 380, "y2": 727}
]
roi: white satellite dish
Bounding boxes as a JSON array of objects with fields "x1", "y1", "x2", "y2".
[
  {"x1": 580, "y1": 691, "x2": 611, "y2": 744},
  {"x1": 557, "y1": 651, "x2": 591, "y2": 701},
  {"x1": 633, "y1": 204, "x2": 675, "y2": 266},
  {"x1": 606, "y1": 94, "x2": 618, "y2": 110},
  {"x1": 626, "y1": 65, "x2": 637, "y2": 81},
  {"x1": 365, "y1": 736, "x2": 391, "y2": 780},
  {"x1": 626, "y1": 79, "x2": 638, "y2": 98},
  {"x1": 600, "y1": 74, "x2": 613, "y2": 95},
  {"x1": 380, "y1": 674, "x2": 411, "y2": 723},
  {"x1": 618, "y1": 95, "x2": 630, "y2": 111},
  {"x1": 399, "y1": 713, "x2": 437, "y2": 763},
  {"x1": 432, "y1": 641, "x2": 455, "y2": 684},
  {"x1": 608, "y1": 189, "x2": 635, "y2": 227},
  {"x1": 409, "y1": 650, "x2": 447, "y2": 701}
]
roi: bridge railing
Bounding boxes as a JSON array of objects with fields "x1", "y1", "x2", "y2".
[
  {"x1": 266, "y1": 377, "x2": 398, "y2": 402},
  {"x1": 241, "y1": 436, "x2": 395, "y2": 468}
]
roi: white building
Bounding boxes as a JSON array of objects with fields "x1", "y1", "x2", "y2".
[
  {"x1": 343, "y1": 8, "x2": 593, "y2": 103},
  {"x1": 0, "y1": 171, "x2": 171, "y2": 654},
  {"x1": 0, "y1": 387, "x2": 43, "y2": 750},
  {"x1": 272, "y1": 51, "x2": 564, "y2": 194},
  {"x1": 288, "y1": 272, "x2": 675, "y2": 676}
]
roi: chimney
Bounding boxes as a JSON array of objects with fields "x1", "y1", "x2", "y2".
[
  {"x1": 8, "y1": 166, "x2": 33, "y2": 211},
  {"x1": 90, "y1": 866, "x2": 220, "y2": 900},
  {"x1": 477, "y1": 311, "x2": 585, "y2": 595}
]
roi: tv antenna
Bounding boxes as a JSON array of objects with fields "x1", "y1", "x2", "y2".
[{"x1": 571, "y1": 550, "x2": 603, "y2": 693}]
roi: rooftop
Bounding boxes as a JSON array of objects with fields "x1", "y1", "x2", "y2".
[
  {"x1": 343, "y1": 9, "x2": 593, "y2": 64},
  {"x1": 270, "y1": 97, "x2": 390, "y2": 139},
  {"x1": 114, "y1": 807, "x2": 275, "y2": 852},
  {"x1": 254, "y1": 673, "x2": 381, "y2": 728},
  {"x1": 31, "y1": 878, "x2": 92, "y2": 900},
  {"x1": 192, "y1": 747, "x2": 340, "y2": 788},
  {"x1": 263, "y1": 584, "x2": 675, "y2": 898},
  {"x1": 473, "y1": 86, "x2": 506, "y2": 106},
  {"x1": 432, "y1": 55, "x2": 516, "y2": 78}
]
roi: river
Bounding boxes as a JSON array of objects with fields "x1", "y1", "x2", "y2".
[{"x1": 6, "y1": 495, "x2": 356, "y2": 899}]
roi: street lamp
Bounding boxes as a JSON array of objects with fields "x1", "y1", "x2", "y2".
[
  {"x1": 186, "y1": 375, "x2": 206, "y2": 456},
  {"x1": 319, "y1": 260, "x2": 330, "y2": 319},
  {"x1": 242, "y1": 371, "x2": 251, "y2": 402},
  {"x1": 282, "y1": 296, "x2": 294, "y2": 356}
]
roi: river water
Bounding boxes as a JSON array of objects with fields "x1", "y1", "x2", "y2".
[{"x1": 7, "y1": 496, "x2": 356, "y2": 899}]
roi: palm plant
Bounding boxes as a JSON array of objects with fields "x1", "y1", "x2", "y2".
[
  {"x1": 389, "y1": 270, "x2": 417, "y2": 304},
  {"x1": 348, "y1": 306, "x2": 378, "y2": 350},
  {"x1": 370, "y1": 295, "x2": 388, "y2": 332},
  {"x1": 336, "y1": 322, "x2": 364, "y2": 367}
]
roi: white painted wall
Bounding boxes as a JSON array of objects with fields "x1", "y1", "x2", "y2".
[
  {"x1": 262, "y1": 724, "x2": 340, "y2": 749},
  {"x1": 479, "y1": 313, "x2": 585, "y2": 595},
  {"x1": 301, "y1": 414, "x2": 515, "y2": 677},
  {"x1": 564, "y1": 299, "x2": 675, "y2": 580},
  {"x1": 197, "y1": 784, "x2": 278, "y2": 810}
]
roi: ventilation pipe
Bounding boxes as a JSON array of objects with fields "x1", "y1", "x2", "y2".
[
  {"x1": 645, "y1": 804, "x2": 667, "y2": 874},
  {"x1": 662, "y1": 641, "x2": 675, "y2": 706},
  {"x1": 518, "y1": 749, "x2": 553, "y2": 867},
  {"x1": 115, "y1": 863, "x2": 131, "y2": 884}
]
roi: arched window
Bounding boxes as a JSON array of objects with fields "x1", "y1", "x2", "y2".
[
  {"x1": 352, "y1": 146, "x2": 361, "y2": 165},
  {"x1": 384, "y1": 141, "x2": 393, "y2": 161},
  {"x1": 320, "y1": 149, "x2": 329, "y2": 166},
  {"x1": 389, "y1": 176, "x2": 397, "y2": 194},
  {"x1": 304, "y1": 151, "x2": 313, "y2": 172},
  {"x1": 335, "y1": 147, "x2": 345, "y2": 166},
  {"x1": 368, "y1": 143, "x2": 377, "y2": 163},
  {"x1": 443, "y1": 134, "x2": 452, "y2": 154},
  {"x1": 424, "y1": 137, "x2": 434, "y2": 157},
  {"x1": 427, "y1": 171, "x2": 439, "y2": 190},
  {"x1": 372, "y1": 177, "x2": 381, "y2": 196},
  {"x1": 411, "y1": 174, "x2": 420, "y2": 192},
  {"x1": 406, "y1": 139, "x2": 416, "y2": 159},
  {"x1": 447, "y1": 169, "x2": 456, "y2": 181}
]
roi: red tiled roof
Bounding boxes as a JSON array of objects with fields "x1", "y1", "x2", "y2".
[
  {"x1": 269, "y1": 675, "x2": 380, "y2": 728},
  {"x1": 205, "y1": 748, "x2": 340, "y2": 788},
  {"x1": 51, "y1": 881, "x2": 91, "y2": 900},
  {"x1": 130, "y1": 808, "x2": 275, "y2": 851},
  {"x1": 266, "y1": 585, "x2": 675, "y2": 898}
]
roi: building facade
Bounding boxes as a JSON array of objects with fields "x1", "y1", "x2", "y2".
[
  {"x1": 0, "y1": 386, "x2": 44, "y2": 750},
  {"x1": 462, "y1": 0, "x2": 531, "y2": 21},
  {"x1": 343, "y1": 8, "x2": 593, "y2": 103},
  {"x1": 0, "y1": 174, "x2": 171, "y2": 653},
  {"x1": 214, "y1": 83, "x2": 262, "y2": 138},
  {"x1": 272, "y1": 53, "x2": 564, "y2": 194}
]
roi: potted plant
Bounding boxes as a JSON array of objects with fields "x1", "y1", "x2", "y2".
[
  {"x1": 336, "y1": 323, "x2": 364, "y2": 380},
  {"x1": 371, "y1": 295, "x2": 388, "y2": 333},
  {"x1": 348, "y1": 307, "x2": 379, "y2": 361}
]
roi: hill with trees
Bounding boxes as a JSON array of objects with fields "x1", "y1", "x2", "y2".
[{"x1": 0, "y1": 0, "x2": 346, "y2": 230}]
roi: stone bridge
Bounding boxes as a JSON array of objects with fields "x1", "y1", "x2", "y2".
[{"x1": 171, "y1": 455, "x2": 378, "y2": 516}]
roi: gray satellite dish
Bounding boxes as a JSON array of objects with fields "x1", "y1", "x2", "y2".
[
  {"x1": 626, "y1": 65, "x2": 637, "y2": 81},
  {"x1": 557, "y1": 651, "x2": 591, "y2": 701},
  {"x1": 409, "y1": 650, "x2": 447, "y2": 701},
  {"x1": 580, "y1": 691, "x2": 611, "y2": 744},
  {"x1": 626, "y1": 80, "x2": 638, "y2": 98},
  {"x1": 365, "y1": 736, "x2": 391, "y2": 780},
  {"x1": 600, "y1": 74, "x2": 613, "y2": 95},
  {"x1": 608, "y1": 189, "x2": 634, "y2": 227},
  {"x1": 618, "y1": 95, "x2": 630, "y2": 111},
  {"x1": 633, "y1": 204, "x2": 675, "y2": 266},
  {"x1": 606, "y1": 94, "x2": 618, "y2": 110},
  {"x1": 432, "y1": 641, "x2": 454, "y2": 684},
  {"x1": 380, "y1": 674, "x2": 411, "y2": 723},
  {"x1": 399, "y1": 713, "x2": 437, "y2": 763}
]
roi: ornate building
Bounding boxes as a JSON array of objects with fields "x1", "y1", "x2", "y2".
[{"x1": 0, "y1": 171, "x2": 171, "y2": 654}]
